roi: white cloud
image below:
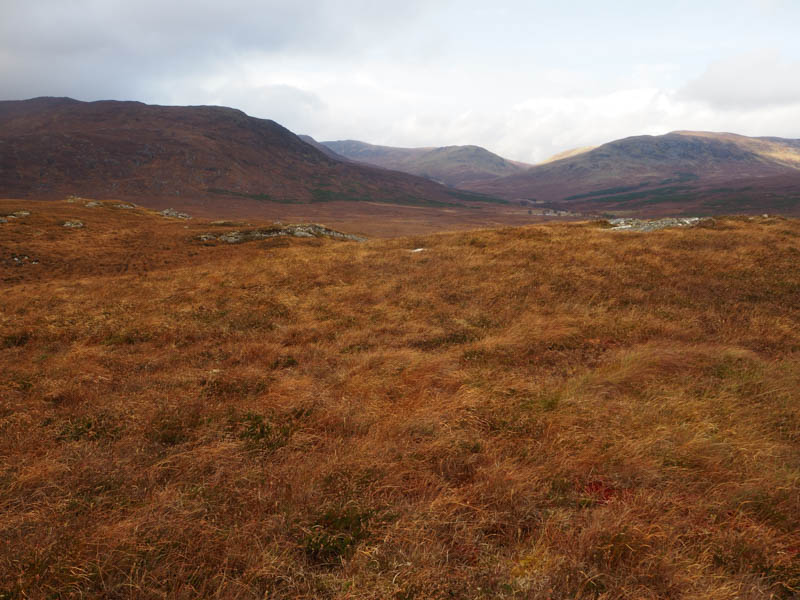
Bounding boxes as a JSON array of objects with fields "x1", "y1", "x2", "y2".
[
  {"x1": 681, "y1": 50, "x2": 800, "y2": 109},
  {"x1": 306, "y1": 86, "x2": 800, "y2": 164}
]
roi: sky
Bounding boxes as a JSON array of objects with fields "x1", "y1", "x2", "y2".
[{"x1": 2, "y1": 0, "x2": 800, "y2": 163}]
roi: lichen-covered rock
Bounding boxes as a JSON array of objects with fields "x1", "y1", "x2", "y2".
[
  {"x1": 196, "y1": 224, "x2": 366, "y2": 244},
  {"x1": 219, "y1": 232, "x2": 244, "y2": 243},
  {"x1": 3, "y1": 210, "x2": 31, "y2": 221},
  {"x1": 160, "y1": 208, "x2": 191, "y2": 219},
  {"x1": 605, "y1": 217, "x2": 708, "y2": 232},
  {"x1": 62, "y1": 220, "x2": 84, "y2": 228},
  {"x1": 286, "y1": 224, "x2": 366, "y2": 241},
  {"x1": 85, "y1": 201, "x2": 103, "y2": 207}
]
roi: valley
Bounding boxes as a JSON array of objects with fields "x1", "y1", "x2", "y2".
[
  {"x1": 4, "y1": 2, "x2": 800, "y2": 598},
  {"x1": 2, "y1": 98, "x2": 800, "y2": 600}
]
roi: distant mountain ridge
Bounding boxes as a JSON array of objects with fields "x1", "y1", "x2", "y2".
[
  {"x1": 3, "y1": 98, "x2": 799, "y2": 217},
  {"x1": 0, "y1": 97, "x2": 496, "y2": 209},
  {"x1": 463, "y1": 131, "x2": 800, "y2": 215},
  {"x1": 320, "y1": 139, "x2": 532, "y2": 187},
  {"x1": 297, "y1": 135, "x2": 352, "y2": 162}
]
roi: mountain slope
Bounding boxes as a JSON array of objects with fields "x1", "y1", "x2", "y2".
[
  {"x1": 0, "y1": 97, "x2": 489, "y2": 208},
  {"x1": 297, "y1": 134, "x2": 352, "y2": 162},
  {"x1": 465, "y1": 131, "x2": 800, "y2": 215},
  {"x1": 321, "y1": 139, "x2": 530, "y2": 187}
]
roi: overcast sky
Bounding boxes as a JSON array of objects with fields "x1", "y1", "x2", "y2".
[{"x1": 3, "y1": 0, "x2": 800, "y2": 162}]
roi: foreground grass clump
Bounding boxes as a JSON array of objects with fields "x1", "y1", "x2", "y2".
[{"x1": 1, "y1": 201, "x2": 799, "y2": 598}]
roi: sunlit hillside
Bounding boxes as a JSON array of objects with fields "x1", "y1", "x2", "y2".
[
  {"x1": 1, "y1": 199, "x2": 799, "y2": 599},
  {"x1": 466, "y1": 131, "x2": 800, "y2": 215}
]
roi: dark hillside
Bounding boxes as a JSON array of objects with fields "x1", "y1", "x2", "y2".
[{"x1": 0, "y1": 98, "x2": 479, "y2": 208}]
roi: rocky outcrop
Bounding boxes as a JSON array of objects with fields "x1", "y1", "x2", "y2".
[
  {"x1": 160, "y1": 208, "x2": 191, "y2": 219},
  {"x1": 1, "y1": 210, "x2": 30, "y2": 223},
  {"x1": 197, "y1": 224, "x2": 366, "y2": 244},
  {"x1": 605, "y1": 217, "x2": 710, "y2": 232}
]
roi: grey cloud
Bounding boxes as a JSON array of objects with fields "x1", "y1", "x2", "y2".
[
  {"x1": 0, "y1": 0, "x2": 442, "y2": 101},
  {"x1": 680, "y1": 51, "x2": 800, "y2": 109},
  {"x1": 2, "y1": 0, "x2": 798, "y2": 162},
  {"x1": 173, "y1": 83, "x2": 329, "y2": 133}
]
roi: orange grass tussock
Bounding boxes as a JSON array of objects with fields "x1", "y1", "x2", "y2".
[{"x1": 1, "y1": 200, "x2": 799, "y2": 599}]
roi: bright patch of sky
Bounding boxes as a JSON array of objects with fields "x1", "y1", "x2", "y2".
[{"x1": 2, "y1": 0, "x2": 800, "y2": 162}]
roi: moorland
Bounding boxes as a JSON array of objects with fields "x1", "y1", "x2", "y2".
[{"x1": 1, "y1": 199, "x2": 799, "y2": 598}]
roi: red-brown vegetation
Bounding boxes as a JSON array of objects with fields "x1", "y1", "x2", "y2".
[
  {"x1": 0, "y1": 98, "x2": 491, "y2": 209},
  {"x1": 1, "y1": 200, "x2": 799, "y2": 598}
]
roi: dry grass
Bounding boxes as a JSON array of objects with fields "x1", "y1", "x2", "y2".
[{"x1": 1, "y1": 200, "x2": 799, "y2": 599}]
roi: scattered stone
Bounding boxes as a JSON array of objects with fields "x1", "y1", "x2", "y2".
[
  {"x1": 605, "y1": 217, "x2": 709, "y2": 232},
  {"x1": 85, "y1": 201, "x2": 103, "y2": 207},
  {"x1": 160, "y1": 208, "x2": 191, "y2": 219},
  {"x1": 219, "y1": 231, "x2": 244, "y2": 243},
  {"x1": 9, "y1": 254, "x2": 39, "y2": 266},
  {"x1": 66, "y1": 195, "x2": 84, "y2": 203},
  {"x1": 410, "y1": 248, "x2": 426, "y2": 253},
  {"x1": 288, "y1": 224, "x2": 366, "y2": 241},
  {"x1": 2, "y1": 210, "x2": 31, "y2": 221},
  {"x1": 115, "y1": 203, "x2": 136, "y2": 209},
  {"x1": 197, "y1": 224, "x2": 366, "y2": 244},
  {"x1": 527, "y1": 207, "x2": 583, "y2": 217},
  {"x1": 62, "y1": 220, "x2": 84, "y2": 228}
]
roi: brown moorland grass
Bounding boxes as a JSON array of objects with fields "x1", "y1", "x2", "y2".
[{"x1": 1, "y1": 200, "x2": 799, "y2": 599}]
